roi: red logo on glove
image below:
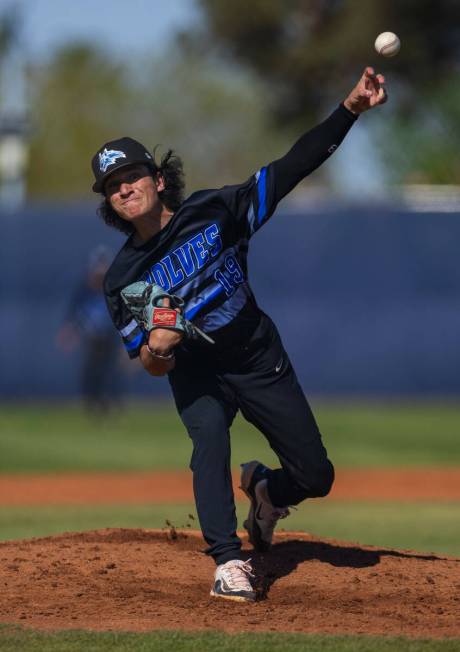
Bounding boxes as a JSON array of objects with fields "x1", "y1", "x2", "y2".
[{"x1": 152, "y1": 308, "x2": 177, "y2": 327}]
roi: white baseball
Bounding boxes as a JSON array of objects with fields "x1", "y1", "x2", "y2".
[{"x1": 374, "y1": 32, "x2": 400, "y2": 57}]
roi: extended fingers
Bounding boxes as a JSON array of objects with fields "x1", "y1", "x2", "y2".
[
  {"x1": 346, "y1": 67, "x2": 388, "y2": 113},
  {"x1": 379, "y1": 86, "x2": 389, "y2": 104},
  {"x1": 360, "y1": 67, "x2": 376, "y2": 97},
  {"x1": 366, "y1": 69, "x2": 387, "y2": 100},
  {"x1": 373, "y1": 73, "x2": 387, "y2": 104},
  {"x1": 363, "y1": 67, "x2": 385, "y2": 86}
]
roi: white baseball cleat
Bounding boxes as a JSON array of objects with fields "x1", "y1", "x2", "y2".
[
  {"x1": 210, "y1": 559, "x2": 256, "y2": 602},
  {"x1": 240, "y1": 460, "x2": 290, "y2": 552}
]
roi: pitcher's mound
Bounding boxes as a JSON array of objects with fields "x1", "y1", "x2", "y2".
[{"x1": 0, "y1": 529, "x2": 458, "y2": 638}]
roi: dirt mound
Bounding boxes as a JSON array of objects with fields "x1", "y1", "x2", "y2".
[{"x1": 0, "y1": 529, "x2": 459, "y2": 638}]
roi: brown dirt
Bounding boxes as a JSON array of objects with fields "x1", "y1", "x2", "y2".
[
  {"x1": 0, "y1": 528, "x2": 459, "y2": 638},
  {"x1": 1, "y1": 470, "x2": 459, "y2": 638},
  {"x1": 1, "y1": 467, "x2": 460, "y2": 506}
]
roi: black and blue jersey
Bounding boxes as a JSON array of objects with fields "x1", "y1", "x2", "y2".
[{"x1": 103, "y1": 104, "x2": 356, "y2": 358}]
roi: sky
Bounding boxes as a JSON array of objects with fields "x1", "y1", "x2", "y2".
[{"x1": 1, "y1": 0, "x2": 199, "y2": 58}]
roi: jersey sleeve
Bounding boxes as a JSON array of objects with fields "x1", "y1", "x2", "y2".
[
  {"x1": 219, "y1": 163, "x2": 278, "y2": 240},
  {"x1": 104, "y1": 287, "x2": 146, "y2": 359},
  {"x1": 220, "y1": 103, "x2": 357, "y2": 238}
]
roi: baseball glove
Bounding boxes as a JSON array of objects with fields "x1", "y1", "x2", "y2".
[{"x1": 120, "y1": 281, "x2": 214, "y2": 344}]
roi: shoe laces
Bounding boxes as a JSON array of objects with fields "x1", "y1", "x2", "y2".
[{"x1": 220, "y1": 559, "x2": 254, "y2": 590}]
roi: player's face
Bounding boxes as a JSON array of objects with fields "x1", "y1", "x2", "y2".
[{"x1": 105, "y1": 164, "x2": 165, "y2": 223}]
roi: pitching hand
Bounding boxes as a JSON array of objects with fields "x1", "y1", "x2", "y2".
[{"x1": 343, "y1": 67, "x2": 387, "y2": 115}]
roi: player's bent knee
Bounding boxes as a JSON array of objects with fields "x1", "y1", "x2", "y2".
[
  {"x1": 308, "y1": 461, "x2": 335, "y2": 497},
  {"x1": 293, "y1": 460, "x2": 334, "y2": 499},
  {"x1": 310, "y1": 474, "x2": 334, "y2": 497}
]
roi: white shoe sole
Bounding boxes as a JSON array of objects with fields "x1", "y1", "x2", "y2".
[{"x1": 210, "y1": 589, "x2": 255, "y2": 602}]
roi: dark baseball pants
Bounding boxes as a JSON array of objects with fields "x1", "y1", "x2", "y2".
[{"x1": 169, "y1": 314, "x2": 334, "y2": 565}]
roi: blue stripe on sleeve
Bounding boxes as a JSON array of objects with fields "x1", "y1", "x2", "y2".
[
  {"x1": 185, "y1": 284, "x2": 224, "y2": 321},
  {"x1": 124, "y1": 332, "x2": 144, "y2": 351},
  {"x1": 257, "y1": 166, "x2": 267, "y2": 224}
]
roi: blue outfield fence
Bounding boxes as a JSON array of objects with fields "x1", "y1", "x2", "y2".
[{"x1": 1, "y1": 200, "x2": 459, "y2": 398}]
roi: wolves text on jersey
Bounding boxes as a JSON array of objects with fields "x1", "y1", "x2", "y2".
[
  {"x1": 142, "y1": 223, "x2": 223, "y2": 291},
  {"x1": 142, "y1": 222, "x2": 246, "y2": 301}
]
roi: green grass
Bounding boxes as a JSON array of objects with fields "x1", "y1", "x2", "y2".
[
  {"x1": 1, "y1": 401, "x2": 459, "y2": 554},
  {"x1": 1, "y1": 400, "x2": 459, "y2": 473},
  {"x1": 1, "y1": 501, "x2": 459, "y2": 557},
  {"x1": 0, "y1": 627, "x2": 459, "y2": 652},
  {"x1": 1, "y1": 403, "x2": 458, "y2": 650}
]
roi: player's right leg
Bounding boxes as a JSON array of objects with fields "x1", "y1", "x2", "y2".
[
  {"x1": 168, "y1": 365, "x2": 256, "y2": 601},
  {"x1": 240, "y1": 459, "x2": 290, "y2": 552}
]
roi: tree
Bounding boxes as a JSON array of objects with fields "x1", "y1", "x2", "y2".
[
  {"x1": 140, "y1": 53, "x2": 288, "y2": 192},
  {"x1": 194, "y1": 0, "x2": 460, "y2": 123},
  {"x1": 27, "y1": 44, "x2": 136, "y2": 197},
  {"x1": 27, "y1": 45, "x2": 287, "y2": 197},
  {"x1": 190, "y1": 0, "x2": 460, "y2": 183}
]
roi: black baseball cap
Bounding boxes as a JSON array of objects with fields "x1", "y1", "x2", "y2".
[{"x1": 91, "y1": 136, "x2": 156, "y2": 193}]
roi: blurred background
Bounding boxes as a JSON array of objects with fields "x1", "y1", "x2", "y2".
[
  {"x1": 0, "y1": 1, "x2": 459, "y2": 556},
  {"x1": 1, "y1": 0, "x2": 460, "y2": 399}
]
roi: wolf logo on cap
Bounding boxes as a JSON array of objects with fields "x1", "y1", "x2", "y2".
[{"x1": 99, "y1": 148, "x2": 127, "y2": 173}]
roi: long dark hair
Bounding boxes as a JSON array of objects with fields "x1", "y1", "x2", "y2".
[{"x1": 97, "y1": 148, "x2": 185, "y2": 235}]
